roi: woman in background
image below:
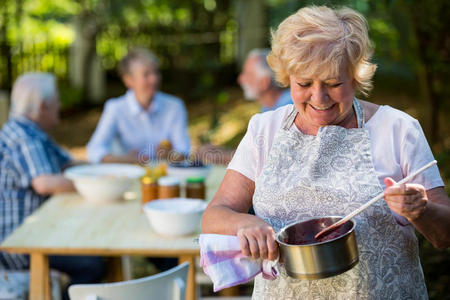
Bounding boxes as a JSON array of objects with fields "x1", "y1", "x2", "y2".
[{"x1": 87, "y1": 48, "x2": 190, "y2": 164}]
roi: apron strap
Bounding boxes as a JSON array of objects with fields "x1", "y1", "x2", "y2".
[
  {"x1": 282, "y1": 99, "x2": 365, "y2": 130},
  {"x1": 282, "y1": 105, "x2": 298, "y2": 130},
  {"x1": 353, "y1": 98, "x2": 365, "y2": 128}
]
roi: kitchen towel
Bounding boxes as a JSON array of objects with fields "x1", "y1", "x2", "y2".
[{"x1": 199, "y1": 233, "x2": 279, "y2": 292}]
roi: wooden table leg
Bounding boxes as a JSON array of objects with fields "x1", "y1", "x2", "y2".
[
  {"x1": 29, "y1": 253, "x2": 51, "y2": 300},
  {"x1": 179, "y1": 255, "x2": 196, "y2": 300}
]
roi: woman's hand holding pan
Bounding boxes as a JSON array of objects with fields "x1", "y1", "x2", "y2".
[{"x1": 237, "y1": 219, "x2": 279, "y2": 261}]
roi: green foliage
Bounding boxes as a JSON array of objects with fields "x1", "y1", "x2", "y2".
[
  {"x1": 266, "y1": 0, "x2": 369, "y2": 30},
  {"x1": 216, "y1": 91, "x2": 229, "y2": 105},
  {"x1": 58, "y1": 81, "x2": 83, "y2": 110},
  {"x1": 0, "y1": 0, "x2": 75, "y2": 89},
  {"x1": 435, "y1": 150, "x2": 450, "y2": 194},
  {"x1": 0, "y1": 0, "x2": 236, "y2": 106},
  {"x1": 418, "y1": 235, "x2": 450, "y2": 299}
]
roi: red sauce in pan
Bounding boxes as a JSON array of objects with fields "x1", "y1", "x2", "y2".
[{"x1": 283, "y1": 219, "x2": 351, "y2": 245}]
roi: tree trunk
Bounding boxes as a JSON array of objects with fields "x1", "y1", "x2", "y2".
[
  {"x1": 390, "y1": 0, "x2": 439, "y2": 145},
  {"x1": 235, "y1": 0, "x2": 267, "y2": 67},
  {"x1": 427, "y1": 72, "x2": 440, "y2": 144},
  {"x1": 70, "y1": 12, "x2": 105, "y2": 105}
]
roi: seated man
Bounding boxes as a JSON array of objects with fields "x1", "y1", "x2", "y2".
[
  {"x1": 238, "y1": 48, "x2": 293, "y2": 112},
  {"x1": 0, "y1": 73, "x2": 105, "y2": 300},
  {"x1": 87, "y1": 48, "x2": 191, "y2": 164},
  {"x1": 198, "y1": 48, "x2": 293, "y2": 165}
]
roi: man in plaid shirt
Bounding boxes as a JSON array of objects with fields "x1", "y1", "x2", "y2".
[{"x1": 0, "y1": 73, "x2": 105, "y2": 299}]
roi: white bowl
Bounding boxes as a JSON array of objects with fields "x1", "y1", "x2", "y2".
[
  {"x1": 64, "y1": 164, "x2": 145, "y2": 203},
  {"x1": 166, "y1": 165, "x2": 212, "y2": 183},
  {"x1": 143, "y1": 198, "x2": 207, "y2": 236}
]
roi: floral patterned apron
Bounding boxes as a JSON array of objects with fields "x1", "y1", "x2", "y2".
[{"x1": 252, "y1": 99, "x2": 428, "y2": 299}]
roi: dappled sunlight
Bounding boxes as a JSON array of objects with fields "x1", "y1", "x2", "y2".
[{"x1": 210, "y1": 102, "x2": 259, "y2": 146}]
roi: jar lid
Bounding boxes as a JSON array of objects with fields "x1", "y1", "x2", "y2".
[
  {"x1": 142, "y1": 176, "x2": 156, "y2": 184},
  {"x1": 186, "y1": 177, "x2": 205, "y2": 184},
  {"x1": 158, "y1": 176, "x2": 181, "y2": 186}
]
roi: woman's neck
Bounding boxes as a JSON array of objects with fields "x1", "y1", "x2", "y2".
[
  {"x1": 294, "y1": 107, "x2": 357, "y2": 136},
  {"x1": 135, "y1": 93, "x2": 154, "y2": 110}
]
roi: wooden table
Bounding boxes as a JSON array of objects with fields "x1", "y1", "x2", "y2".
[{"x1": 0, "y1": 165, "x2": 227, "y2": 300}]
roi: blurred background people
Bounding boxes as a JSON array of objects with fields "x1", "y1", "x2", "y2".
[
  {"x1": 0, "y1": 73, "x2": 105, "y2": 300},
  {"x1": 87, "y1": 48, "x2": 191, "y2": 164},
  {"x1": 238, "y1": 48, "x2": 292, "y2": 112}
]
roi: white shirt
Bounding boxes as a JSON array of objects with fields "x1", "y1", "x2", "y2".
[
  {"x1": 229, "y1": 104, "x2": 444, "y2": 190},
  {"x1": 87, "y1": 90, "x2": 191, "y2": 163}
]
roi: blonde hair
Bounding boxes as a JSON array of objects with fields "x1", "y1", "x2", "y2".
[
  {"x1": 267, "y1": 6, "x2": 377, "y2": 96},
  {"x1": 118, "y1": 47, "x2": 159, "y2": 76}
]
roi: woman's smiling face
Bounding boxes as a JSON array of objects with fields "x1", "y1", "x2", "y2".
[{"x1": 289, "y1": 68, "x2": 356, "y2": 135}]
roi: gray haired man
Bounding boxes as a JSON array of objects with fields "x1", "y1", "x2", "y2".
[
  {"x1": 0, "y1": 72, "x2": 105, "y2": 300},
  {"x1": 238, "y1": 48, "x2": 292, "y2": 112}
]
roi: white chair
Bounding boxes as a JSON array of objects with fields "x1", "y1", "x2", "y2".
[{"x1": 68, "y1": 262, "x2": 189, "y2": 300}]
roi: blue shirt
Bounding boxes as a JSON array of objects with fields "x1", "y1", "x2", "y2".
[
  {"x1": 87, "y1": 90, "x2": 191, "y2": 163},
  {"x1": 261, "y1": 89, "x2": 293, "y2": 113},
  {"x1": 0, "y1": 117, "x2": 71, "y2": 269}
]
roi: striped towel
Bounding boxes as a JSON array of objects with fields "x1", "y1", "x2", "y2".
[{"x1": 199, "y1": 234, "x2": 279, "y2": 292}]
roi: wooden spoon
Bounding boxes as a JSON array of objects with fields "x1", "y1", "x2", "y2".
[{"x1": 314, "y1": 160, "x2": 438, "y2": 240}]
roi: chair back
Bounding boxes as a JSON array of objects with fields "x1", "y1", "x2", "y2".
[{"x1": 69, "y1": 262, "x2": 189, "y2": 300}]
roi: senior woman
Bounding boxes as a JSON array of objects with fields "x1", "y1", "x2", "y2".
[
  {"x1": 87, "y1": 47, "x2": 190, "y2": 163},
  {"x1": 202, "y1": 6, "x2": 450, "y2": 299}
]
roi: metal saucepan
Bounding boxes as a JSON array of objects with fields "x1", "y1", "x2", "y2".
[{"x1": 276, "y1": 216, "x2": 358, "y2": 280}]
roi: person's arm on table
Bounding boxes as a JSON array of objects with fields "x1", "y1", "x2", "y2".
[
  {"x1": 20, "y1": 137, "x2": 76, "y2": 195},
  {"x1": 100, "y1": 151, "x2": 145, "y2": 164},
  {"x1": 32, "y1": 174, "x2": 75, "y2": 195},
  {"x1": 202, "y1": 169, "x2": 278, "y2": 260},
  {"x1": 384, "y1": 181, "x2": 450, "y2": 249}
]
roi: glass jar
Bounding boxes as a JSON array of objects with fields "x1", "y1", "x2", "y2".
[
  {"x1": 157, "y1": 176, "x2": 180, "y2": 199},
  {"x1": 186, "y1": 177, "x2": 206, "y2": 200},
  {"x1": 141, "y1": 169, "x2": 158, "y2": 210}
]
